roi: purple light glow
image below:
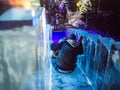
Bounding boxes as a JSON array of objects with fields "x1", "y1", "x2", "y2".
[
  {"x1": 59, "y1": 4, "x2": 63, "y2": 13},
  {"x1": 52, "y1": 31, "x2": 66, "y2": 43}
]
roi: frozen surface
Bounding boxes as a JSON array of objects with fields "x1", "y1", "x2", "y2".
[
  {"x1": 0, "y1": 7, "x2": 32, "y2": 21},
  {"x1": 0, "y1": 6, "x2": 120, "y2": 89},
  {"x1": 0, "y1": 28, "x2": 36, "y2": 90},
  {"x1": 0, "y1": 7, "x2": 52, "y2": 90},
  {"x1": 66, "y1": 27, "x2": 120, "y2": 90},
  {"x1": 51, "y1": 58, "x2": 93, "y2": 90}
]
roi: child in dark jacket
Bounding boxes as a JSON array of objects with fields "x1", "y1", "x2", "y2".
[{"x1": 51, "y1": 34, "x2": 83, "y2": 73}]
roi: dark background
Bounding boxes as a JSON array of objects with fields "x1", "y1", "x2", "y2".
[{"x1": 0, "y1": 0, "x2": 120, "y2": 40}]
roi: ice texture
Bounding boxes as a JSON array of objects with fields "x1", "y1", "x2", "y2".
[
  {"x1": 0, "y1": 7, "x2": 52, "y2": 90},
  {"x1": 0, "y1": 7, "x2": 32, "y2": 21},
  {"x1": 0, "y1": 27, "x2": 36, "y2": 90},
  {"x1": 66, "y1": 27, "x2": 120, "y2": 90}
]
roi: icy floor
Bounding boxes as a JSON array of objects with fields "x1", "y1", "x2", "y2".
[{"x1": 51, "y1": 62, "x2": 93, "y2": 90}]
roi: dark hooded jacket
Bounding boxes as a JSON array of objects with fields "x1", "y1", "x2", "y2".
[{"x1": 51, "y1": 38, "x2": 83, "y2": 71}]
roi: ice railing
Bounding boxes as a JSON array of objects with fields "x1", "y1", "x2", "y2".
[
  {"x1": 0, "y1": 7, "x2": 52, "y2": 90},
  {"x1": 66, "y1": 28, "x2": 120, "y2": 90}
]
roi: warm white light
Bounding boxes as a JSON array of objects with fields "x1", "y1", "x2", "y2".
[
  {"x1": 42, "y1": 8, "x2": 47, "y2": 59},
  {"x1": 112, "y1": 51, "x2": 119, "y2": 63},
  {"x1": 31, "y1": 8, "x2": 36, "y2": 17},
  {"x1": 112, "y1": 50, "x2": 120, "y2": 72},
  {"x1": 8, "y1": 0, "x2": 32, "y2": 9}
]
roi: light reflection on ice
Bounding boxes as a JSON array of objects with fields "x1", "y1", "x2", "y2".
[
  {"x1": 0, "y1": 7, "x2": 32, "y2": 21},
  {"x1": 66, "y1": 27, "x2": 120, "y2": 89}
]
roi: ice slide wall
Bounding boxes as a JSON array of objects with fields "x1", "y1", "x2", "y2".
[
  {"x1": 66, "y1": 28, "x2": 120, "y2": 90},
  {"x1": 0, "y1": 7, "x2": 52, "y2": 90}
]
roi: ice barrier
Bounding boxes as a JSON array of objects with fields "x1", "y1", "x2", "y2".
[
  {"x1": 0, "y1": 27, "x2": 36, "y2": 90},
  {"x1": 0, "y1": 7, "x2": 52, "y2": 90},
  {"x1": 66, "y1": 28, "x2": 120, "y2": 90}
]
